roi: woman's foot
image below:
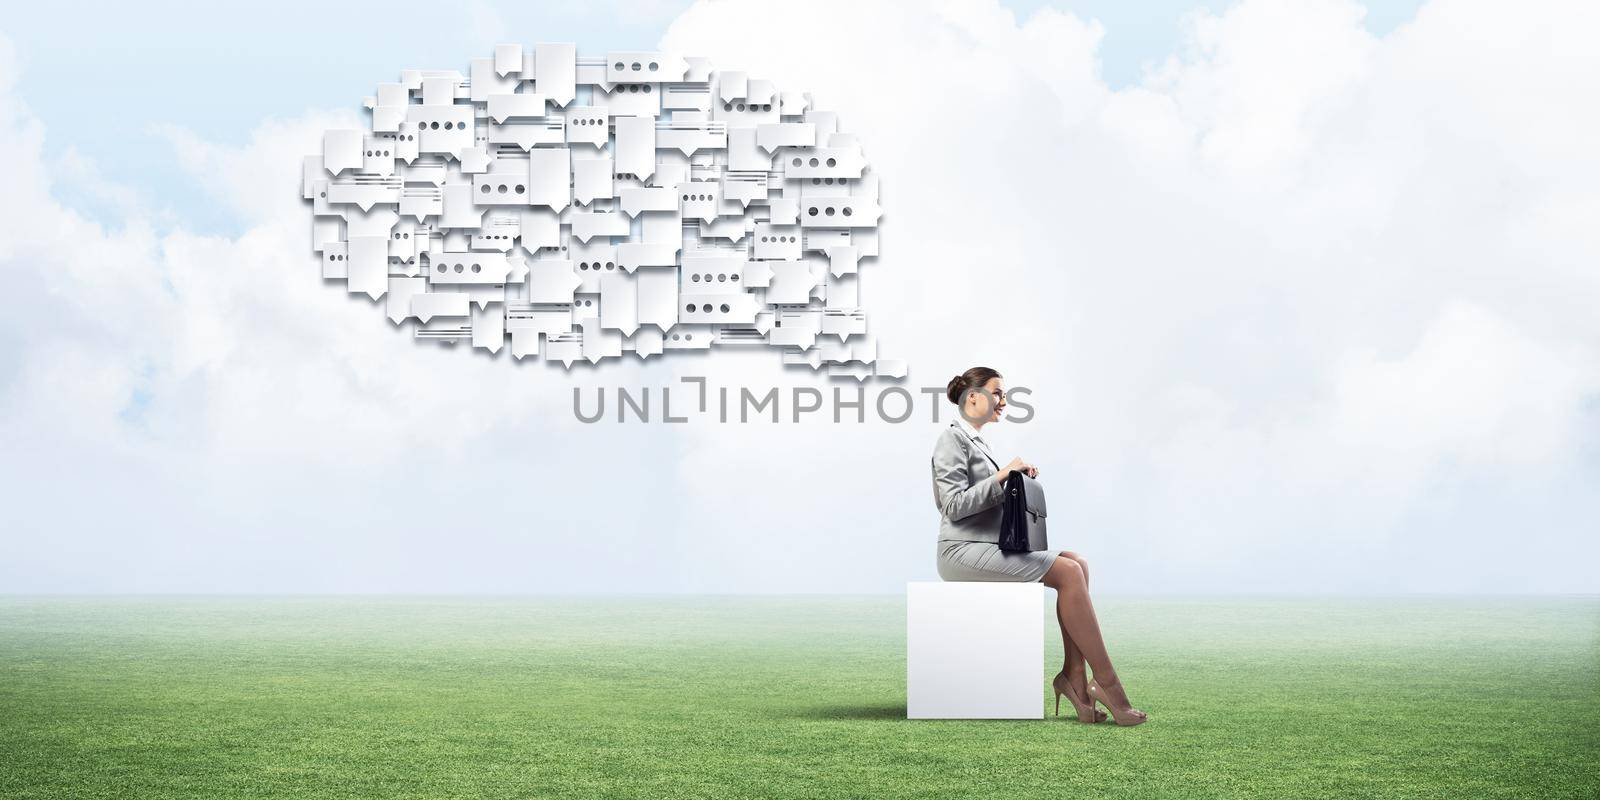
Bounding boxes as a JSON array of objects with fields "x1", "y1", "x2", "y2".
[
  {"x1": 1073, "y1": 671, "x2": 1108, "y2": 723},
  {"x1": 1051, "y1": 670, "x2": 1107, "y2": 722},
  {"x1": 1086, "y1": 675, "x2": 1148, "y2": 726}
]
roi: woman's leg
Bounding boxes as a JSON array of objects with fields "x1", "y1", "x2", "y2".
[
  {"x1": 1042, "y1": 556, "x2": 1143, "y2": 715},
  {"x1": 1053, "y1": 594, "x2": 1104, "y2": 721},
  {"x1": 1053, "y1": 552, "x2": 1091, "y2": 696},
  {"x1": 1058, "y1": 603, "x2": 1084, "y2": 679}
]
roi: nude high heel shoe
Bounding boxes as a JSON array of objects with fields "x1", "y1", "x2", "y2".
[
  {"x1": 1051, "y1": 671, "x2": 1104, "y2": 723},
  {"x1": 1086, "y1": 677, "x2": 1148, "y2": 727}
]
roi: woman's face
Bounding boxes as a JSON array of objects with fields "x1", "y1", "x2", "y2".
[{"x1": 965, "y1": 376, "x2": 1006, "y2": 424}]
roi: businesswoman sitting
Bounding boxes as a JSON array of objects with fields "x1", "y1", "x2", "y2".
[{"x1": 932, "y1": 366, "x2": 1147, "y2": 726}]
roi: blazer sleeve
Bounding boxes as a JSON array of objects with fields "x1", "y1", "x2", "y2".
[{"x1": 932, "y1": 430, "x2": 1004, "y2": 521}]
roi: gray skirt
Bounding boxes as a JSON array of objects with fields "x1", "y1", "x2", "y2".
[{"x1": 936, "y1": 540, "x2": 1062, "y2": 583}]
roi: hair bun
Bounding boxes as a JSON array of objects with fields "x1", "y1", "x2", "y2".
[{"x1": 945, "y1": 374, "x2": 967, "y2": 405}]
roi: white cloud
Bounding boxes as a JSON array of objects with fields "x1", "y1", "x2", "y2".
[
  {"x1": 656, "y1": 0, "x2": 1600, "y2": 592},
  {"x1": 0, "y1": 30, "x2": 671, "y2": 592},
  {"x1": 0, "y1": 0, "x2": 1596, "y2": 593}
]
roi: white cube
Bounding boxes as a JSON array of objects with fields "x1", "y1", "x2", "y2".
[{"x1": 906, "y1": 581, "x2": 1044, "y2": 719}]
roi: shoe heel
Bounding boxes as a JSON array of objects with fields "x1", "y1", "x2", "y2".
[{"x1": 1079, "y1": 697, "x2": 1099, "y2": 724}]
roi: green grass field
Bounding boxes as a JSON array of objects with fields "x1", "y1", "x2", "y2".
[{"x1": 0, "y1": 596, "x2": 1595, "y2": 799}]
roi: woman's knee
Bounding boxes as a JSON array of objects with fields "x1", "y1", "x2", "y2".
[{"x1": 1043, "y1": 556, "x2": 1084, "y2": 589}]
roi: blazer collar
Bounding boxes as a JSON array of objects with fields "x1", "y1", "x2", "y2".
[
  {"x1": 954, "y1": 416, "x2": 983, "y2": 441},
  {"x1": 950, "y1": 418, "x2": 1000, "y2": 469}
]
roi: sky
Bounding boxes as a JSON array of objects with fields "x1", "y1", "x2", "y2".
[
  {"x1": 0, "y1": 0, "x2": 1594, "y2": 595},
  {"x1": 8, "y1": 0, "x2": 1422, "y2": 234}
]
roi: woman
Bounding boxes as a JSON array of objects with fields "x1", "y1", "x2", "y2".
[{"x1": 932, "y1": 366, "x2": 1148, "y2": 726}]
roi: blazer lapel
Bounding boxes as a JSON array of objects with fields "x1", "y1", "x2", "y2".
[{"x1": 950, "y1": 421, "x2": 1001, "y2": 470}]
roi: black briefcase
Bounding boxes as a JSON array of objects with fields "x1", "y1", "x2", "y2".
[{"x1": 998, "y1": 471, "x2": 1049, "y2": 552}]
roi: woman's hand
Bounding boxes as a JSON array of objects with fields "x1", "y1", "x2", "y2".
[{"x1": 996, "y1": 457, "x2": 1039, "y2": 483}]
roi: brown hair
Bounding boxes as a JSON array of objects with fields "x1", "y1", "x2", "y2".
[{"x1": 945, "y1": 366, "x2": 1001, "y2": 405}]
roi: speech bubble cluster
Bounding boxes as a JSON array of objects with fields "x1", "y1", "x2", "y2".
[{"x1": 302, "y1": 45, "x2": 900, "y2": 378}]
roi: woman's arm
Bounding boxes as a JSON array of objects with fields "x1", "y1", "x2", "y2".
[{"x1": 932, "y1": 432, "x2": 1005, "y2": 521}]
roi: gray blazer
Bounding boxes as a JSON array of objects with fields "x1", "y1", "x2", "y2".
[{"x1": 931, "y1": 422, "x2": 1005, "y2": 543}]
